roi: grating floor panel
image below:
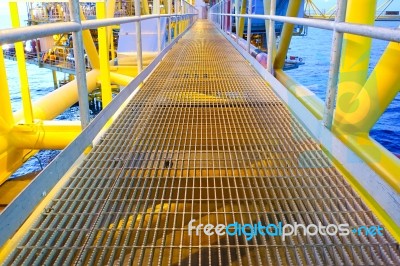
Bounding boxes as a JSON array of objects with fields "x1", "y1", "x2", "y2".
[{"x1": 4, "y1": 21, "x2": 400, "y2": 265}]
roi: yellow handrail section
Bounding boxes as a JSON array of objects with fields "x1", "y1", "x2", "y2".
[{"x1": 0, "y1": 0, "x2": 196, "y2": 185}]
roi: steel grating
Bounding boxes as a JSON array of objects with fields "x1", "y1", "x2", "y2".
[{"x1": 4, "y1": 21, "x2": 400, "y2": 265}]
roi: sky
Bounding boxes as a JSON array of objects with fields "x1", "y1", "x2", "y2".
[{"x1": 1, "y1": 0, "x2": 400, "y2": 29}]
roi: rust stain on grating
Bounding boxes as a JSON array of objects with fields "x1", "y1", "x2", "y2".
[{"x1": 4, "y1": 21, "x2": 400, "y2": 265}]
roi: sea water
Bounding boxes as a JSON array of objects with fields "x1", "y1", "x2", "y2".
[{"x1": 2, "y1": 20, "x2": 399, "y2": 176}]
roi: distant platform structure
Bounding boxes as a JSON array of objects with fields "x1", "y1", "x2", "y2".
[{"x1": 304, "y1": 0, "x2": 400, "y2": 21}]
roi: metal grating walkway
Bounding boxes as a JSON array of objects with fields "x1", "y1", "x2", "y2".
[{"x1": 4, "y1": 21, "x2": 400, "y2": 265}]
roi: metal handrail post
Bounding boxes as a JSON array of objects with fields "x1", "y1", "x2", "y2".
[
  {"x1": 68, "y1": 0, "x2": 90, "y2": 129},
  {"x1": 246, "y1": 0, "x2": 252, "y2": 53},
  {"x1": 267, "y1": 0, "x2": 276, "y2": 74},
  {"x1": 323, "y1": 0, "x2": 347, "y2": 129},
  {"x1": 154, "y1": 0, "x2": 162, "y2": 52},
  {"x1": 135, "y1": 0, "x2": 143, "y2": 72},
  {"x1": 168, "y1": 0, "x2": 172, "y2": 43}
]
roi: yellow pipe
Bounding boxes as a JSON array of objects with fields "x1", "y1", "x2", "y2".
[
  {"x1": 0, "y1": 50, "x2": 14, "y2": 131},
  {"x1": 333, "y1": 131, "x2": 400, "y2": 192},
  {"x1": 96, "y1": 2, "x2": 112, "y2": 107},
  {"x1": 275, "y1": 70, "x2": 324, "y2": 119},
  {"x1": 334, "y1": 0, "x2": 377, "y2": 131},
  {"x1": 0, "y1": 148, "x2": 35, "y2": 186},
  {"x1": 274, "y1": 0, "x2": 302, "y2": 69},
  {"x1": 334, "y1": 41, "x2": 400, "y2": 133},
  {"x1": 79, "y1": 8, "x2": 100, "y2": 69},
  {"x1": 109, "y1": 72, "x2": 134, "y2": 87},
  {"x1": 238, "y1": 0, "x2": 247, "y2": 38},
  {"x1": 10, "y1": 2, "x2": 33, "y2": 124},
  {"x1": 11, "y1": 121, "x2": 81, "y2": 150},
  {"x1": 13, "y1": 70, "x2": 100, "y2": 123},
  {"x1": 142, "y1": 0, "x2": 150, "y2": 15}
]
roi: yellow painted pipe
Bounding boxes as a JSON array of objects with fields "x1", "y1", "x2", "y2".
[
  {"x1": 275, "y1": 70, "x2": 324, "y2": 119},
  {"x1": 0, "y1": 50, "x2": 14, "y2": 131},
  {"x1": 109, "y1": 72, "x2": 134, "y2": 87},
  {"x1": 274, "y1": 0, "x2": 302, "y2": 69},
  {"x1": 0, "y1": 147, "x2": 35, "y2": 186},
  {"x1": 333, "y1": 131, "x2": 400, "y2": 192},
  {"x1": 79, "y1": 8, "x2": 100, "y2": 69},
  {"x1": 10, "y1": 2, "x2": 34, "y2": 124},
  {"x1": 96, "y1": 2, "x2": 112, "y2": 107},
  {"x1": 13, "y1": 70, "x2": 100, "y2": 123},
  {"x1": 11, "y1": 121, "x2": 81, "y2": 150},
  {"x1": 238, "y1": 0, "x2": 247, "y2": 38},
  {"x1": 334, "y1": 41, "x2": 400, "y2": 132},
  {"x1": 334, "y1": 0, "x2": 377, "y2": 131},
  {"x1": 142, "y1": 0, "x2": 150, "y2": 15}
]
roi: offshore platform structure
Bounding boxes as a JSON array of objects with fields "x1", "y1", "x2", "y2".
[{"x1": 0, "y1": 0, "x2": 400, "y2": 265}]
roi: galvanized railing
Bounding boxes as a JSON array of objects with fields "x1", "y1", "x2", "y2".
[
  {"x1": 209, "y1": 0, "x2": 400, "y2": 240},
  {"x1": 0, "y1": 0, "x2": 197, "y2": 247}
]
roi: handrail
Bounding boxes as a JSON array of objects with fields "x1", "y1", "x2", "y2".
[
  {"x1": 0, "y1": 0, "x2": 198, "y2": 248},
  {"x1": 209, "y1": 13, "x2": 400, "y2": 42},
  {"x1": 0, "y1": 14, "x2": 198, "y2": 45}
]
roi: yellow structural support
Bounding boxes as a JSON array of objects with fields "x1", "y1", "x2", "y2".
[
  {"x1": 9, "y1": 2, "x2": 33, "y2": 124},
  {"x1": 237, "y1": 0, "x2": 247, "y2": 38},
  {"x1": 13, "y1": 70, "x2": 100, "y2": 123},
  {"x1": 0, "y1": 50, "x2": 14, "y2": 131},
  {"x1": 79, "y1": 8, "x2": 100, "y2": 69},
  {"x1": 274, "y1": 0, "x2": 302, "y2": 69},
  {"x1": 334, "y1": 41, "x2": 400, "y2": 132},
  {"x1": 334, "y1": 0, "x2": 377, "y2": 131},
  {"x1": 97, "y1": 2, "x2": 112, "y2": 107},
  {"x1": 142, "y1": 0, "x2": 150, "y2": 15},
  {"x1": 11, "y1": 121, "x2": 81, "y2": 151}
]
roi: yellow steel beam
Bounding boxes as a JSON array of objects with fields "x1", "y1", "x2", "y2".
[
  {"x1": 96, "y1": 2, "x2": 112, "y2": 107},
  {"x1": 238, "y1": 0, "x2": 247, "y2": 38},
  {"x1": 275, "y1": 70, "x2": 324, "y2": 119},
  {"x1": 274, "y1": 0, "x2": 302, "y2": 69},
  {"x1": 0, "y1": 148, "x2": 36, "y2": 186},
  {"x1": 9, "y1": 2, "x2": 33, "y2": 124},
  {"x1": 0, "y1": 49, "x2": 14, "y2": 131},
  {"x1": 109, "y1": 72, "x2": 134, "y2": 87},
  {"x1": 334, "y1": 0, "x2": 377, "y2": 131},
  {"x1": 142, "y1": 0, "x2": 150, "y2": 15},
  {"x1": 11, "y1": 121, "x2": 81, "y2": 150},
  {"x1": 79, "y1": 8, "x2": 100, "y2": 69},
  {"x1": 13, "y1": 70, "x2": 100, "y2": 123},
  {"x1": 334, "y1": 41, "x2": 400, "y2": 132}
]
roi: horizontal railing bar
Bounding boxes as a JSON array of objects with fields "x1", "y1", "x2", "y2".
[
  {"x1": 211, "y1": 13, "x2": 400, "y2": 42},
  {"x1": 81, "y1": 13, "x2": 197, "y2": 29},
  {"x1": 0, "y1": 22, "x2": 81, "y2": 45},
  {"x1": 0, "y1": 14, "x2": 197, "y2": 45}
]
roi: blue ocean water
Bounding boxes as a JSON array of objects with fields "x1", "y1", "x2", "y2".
[
  {"x1": 3, "y1": 21, "x2": 399, "y2": 176},
  {"x1": 286, "y1": 20, "x2": 400, "y2": 155}
]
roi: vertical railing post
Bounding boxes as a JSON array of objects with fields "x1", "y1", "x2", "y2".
[
  {"x1": 234, "y1": 0, "x2": 239, "y2": 42},
  {"x1": 68, "y1": 0, "x2": 90, "y2": 128},
  {"x1": 323, "y1": 0, "x2": 347, "y2": 129},
  {"x1": 135, "y1": 0, "x2": 143, "y2": 72},
  {"x1": 168, "y1": 0, "x2": 172, "y2": 43},
  {"x1": 154, "y1": 0, "x2": 162, "y2": 53},
  {"x1": 267, "y1": 0, "x2": 276, "y2": 74},
  {"x1": 229, "y1": 0, "x2": 234, "y2": 34},
  {"x1": 9, "y1": 1, "x2": 33, "y2": 124},
  {"x1": 246, "y1": 0, "x2": 252, "y2": 53}
]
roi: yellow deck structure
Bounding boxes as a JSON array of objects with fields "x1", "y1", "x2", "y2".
[{"x1": 1, "y1": 21, "x2": 399, "y2": 265}]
